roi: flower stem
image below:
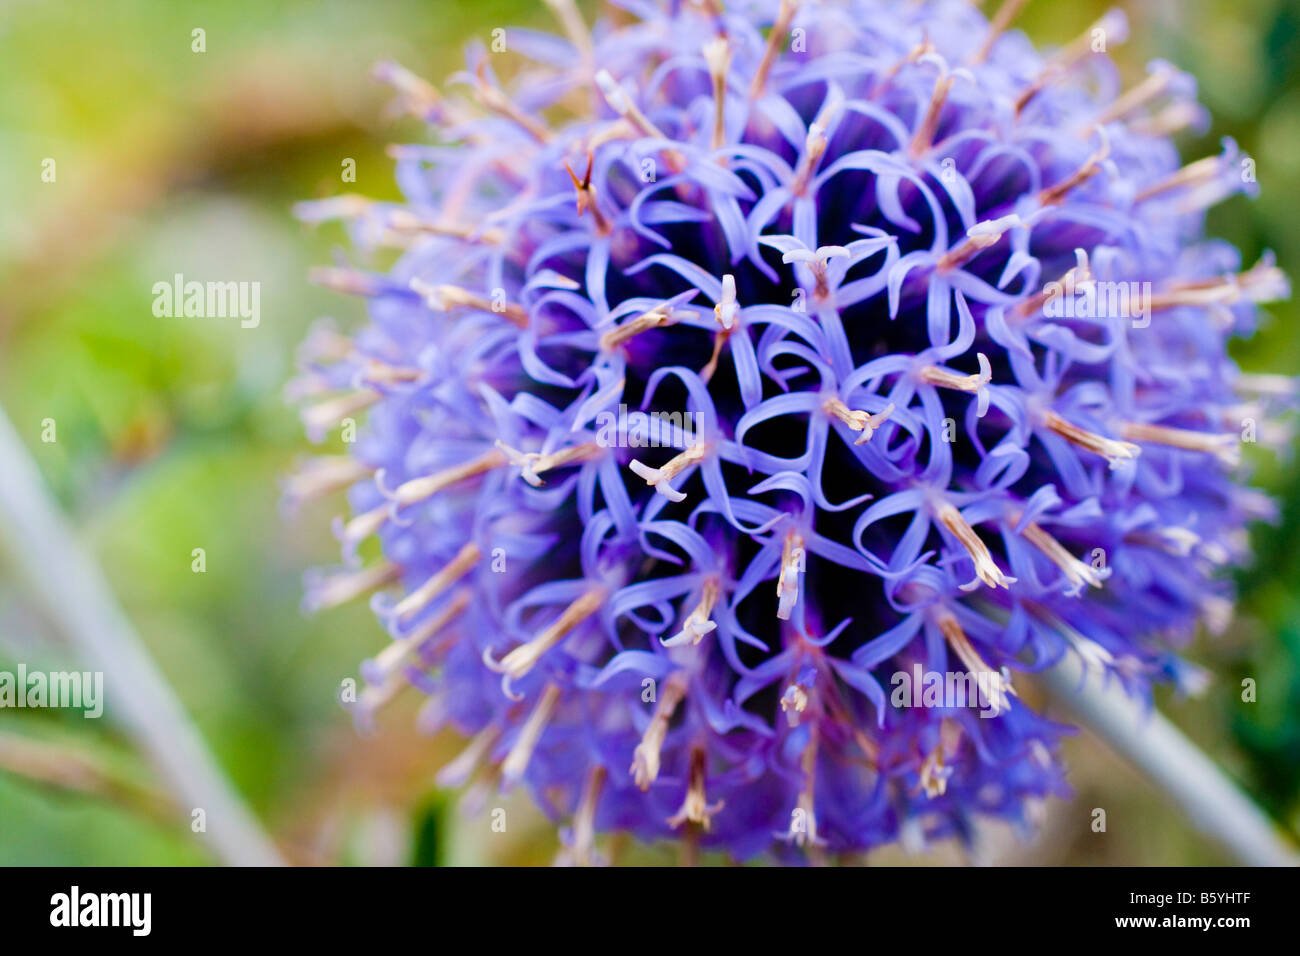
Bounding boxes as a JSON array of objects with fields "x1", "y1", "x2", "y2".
[
  {"x1": 1040, "y1": 651, "x2": 1299, "y2": 866},
  {"x1": 0, "y1": 406, "x2": 283, "y2": 866}
]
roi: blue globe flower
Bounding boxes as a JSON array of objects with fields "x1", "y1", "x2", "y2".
[{"x1": 290, "y1": 0, "x2": 1289, "y2": 861}]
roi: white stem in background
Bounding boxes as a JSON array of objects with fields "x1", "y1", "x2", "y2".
[
  {"x1": 1040, "y1": 650, "x2": 1299, "y2": 867},
  {"x1": 0, "y1": 406, "x2": 284, "y2": 866}
]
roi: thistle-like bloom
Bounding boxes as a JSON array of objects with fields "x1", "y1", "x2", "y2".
[{"x1": 290, "y1": 0, "x2": 1291, "y2": 860}]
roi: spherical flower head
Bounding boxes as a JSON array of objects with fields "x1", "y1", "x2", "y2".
[{"x1": 290, "y1": 0, "x2": 1291, "y2": 861}]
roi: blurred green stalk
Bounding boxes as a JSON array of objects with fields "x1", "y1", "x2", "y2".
[{"x1": 0, "y1": 405, "x2": 283, "y2": 866}]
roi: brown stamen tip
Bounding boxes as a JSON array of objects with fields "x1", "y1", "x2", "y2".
[
  {"x1": 749, "y1": 0, "x2": 800, "y2": 100},
  {"x1": 668, "y1": 746, "x2": 724, "y2": 830},
  {"x1": 564, "y1": 151, "x2": 613, "y2": 235}
]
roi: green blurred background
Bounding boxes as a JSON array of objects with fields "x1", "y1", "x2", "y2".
[{"x1": 0, "y1": 0, "x2": 1297, "y2": 865}]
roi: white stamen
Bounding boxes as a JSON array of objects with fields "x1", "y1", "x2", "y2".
[
  {"x1": 494, "y1": 440, "x2": 601, "y2": 487},
  {"x1": 703, "y1": 36, "x2": 732, "y2": 152},
  {"x1": 306, "y1": 562, "x2": 400, "y2": 613},
  {"x1": 1149, "y1": 257, "x2": 1290, "y2": 312},
  {"x1": 594, "y1": 69, "x2": 632, "y2": 115},
  {"x1": 339, "y1": 503, "x2": 390, "y2": 551},
  {"x1": 1041, "y1": 410, "x2": 1142, "y2": 468},
  {"x1": 283, "y1": 456, "x2": 371, "y2": 508},
  {"x1": 629, "y1": 443, "x2": 706, "y2": 503},
  {"x1": 938, "y1": 614, "x2": 1015, "y2": 715},
  {"x1": 1120, "y1": 422, "x2": 1241, "y2": 468},
  {"x1": 918, "y1": 352, "x2": 993, "y2": 417},
  {"x1": 599, "y1": 303, "x2": 693, "y2": 352},
  {"x1": 385, "y1": 448, "x2": 508, "y2": 507},
  {"x1": 782, "y1": 728, "x2": 825, "y2": 846},
  {"x1": 661, "y1": 579, "x2": 721, "y2": 647},
  {"x1": 782, "y1": 245, "x2": 849, "y2": 300},
  {"x1": 631, "y1": 672, "x2": 688, "y2": 790},
  {"x1": 776, "y1": 530, "x2": 806, "y2": 620},
  {"x1": 936, "y1": 503, "x2": 1016, "y2": 591},
  {"x1": 500, "y1": 684, "x2": 563, "y2": 787},
  {"x1": 564, "y1": 765, "x2": 607, "y2": 867},
  {"x1": 937, "y1": 216, "x2": 1022, "y2": 272},
  {"x1": 436, "y1": 725, "x2": 501, "y2": 788},
  {"x1": 393, "y1": 542, "x2": 482, "y2": 622},
  {"x1": 301, "y1": 390, "x2": 380, "y2": 443},
  {"x1": 409, "y1": 278, "x2": 529, "y2": 327},
  {"x1": 368, "y1": 588, "x2": 471, "y2": 681},
  {"x1": 483, "y1": 589, "x2": 604, "y2": 690},
  {"x1": 780, "y1": 682, "x2": 809, "y2": 726},
  {"x1": 824, "y1": 397, "x2": 895, "y2": 444},
  {"x1": 1021, "y1": 521, "x2": 1109, "y2": 595},
  {"x1": 714, "y1": 274, "x2": 739, "y2": 330}
]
